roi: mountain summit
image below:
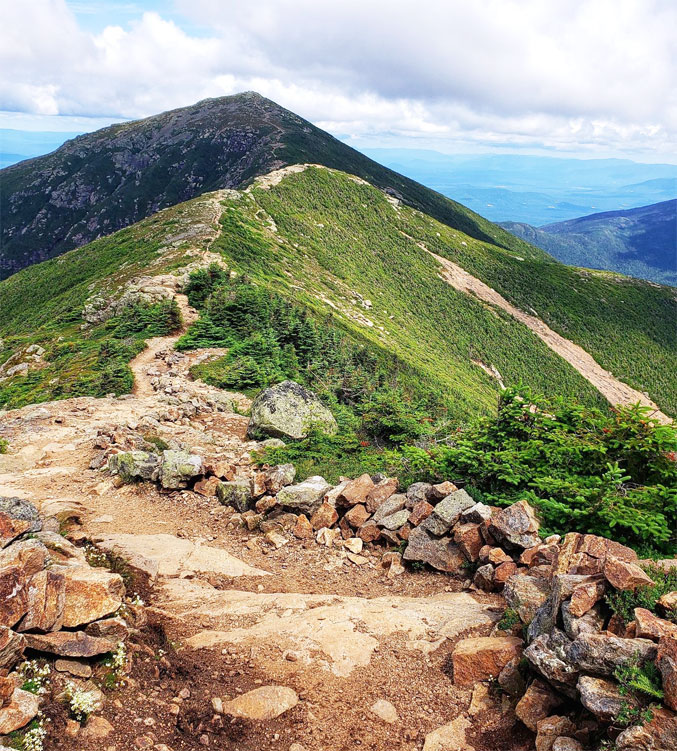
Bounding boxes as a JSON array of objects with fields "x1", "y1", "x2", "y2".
[{"x1": 0, "y1": 92, "x2": 532, "y2": 279}]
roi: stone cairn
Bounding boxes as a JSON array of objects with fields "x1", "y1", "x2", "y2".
[
  {"x1": 0, "y1": 496, "x2": 142, "y2": 740},
  {"x1": 103, "y1": 448, "x2": 677, "y2": 750}
]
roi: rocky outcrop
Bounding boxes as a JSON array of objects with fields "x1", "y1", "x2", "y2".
[{"x1": 247, "y1": 381, "x2": 337, "y2": 440}]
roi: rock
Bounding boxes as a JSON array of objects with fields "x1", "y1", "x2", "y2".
[
  {"x1": 378, "y1": 509, "x2": 410, "y2": 530},
  {"x1": 409, "y1": 500, "x2": 434, "y2": 527},
  {"x1": 160, "y1": 450, "x2": 202, "y2": 489},
  {"x1": 567, "y1": 633, "x2": 657, "y2": 677},
  {"x1": 494, "y1": 561, "x2": 518, "y2": 586},
  {"x1": 255, "y1": 495, "x2": 277, "y2": 514},
  {"x1": 504, "y1": 574, "x2": 551, "y2": 623},
  {"x1": 657, "y1": 591, "x2": 677, "y2": 616},
  {"x1": 0, "y1": 675, "x2": 13, "y2": 708},
  {"x1": 366, "y1": 478, "x2": 398, "y2": 513},
  {"x1": 561, "y1": 601, "x2": 604, "y2": 640},
  {"x1": 657, "y1": 636, "x2": 677, "y2": 711},
  {"x1": 454, "y1": 523, "x2": 483, "y2": 562},
  {"x1": 406, "y1": 483, "x2": 432, "y2": 507},
  {"x1": 372, "y1": 494, "x2": 406, "y2": 524},
  {"x1": 358, "y1": 523, "x2": 381, "y2": 543},
  {"x1": 552, "y1": 739, "x2": 583, "y2": 751},
  {"x1": 35, "y1": 531, "x2": 87, "y2": 566},
  {"x1": 85, "y1": 616, "x2": 130, "y2": 640},
  {"x1": 555, "y1": 533, "x2": 637, "y2": 575},
  {"x1": 422, "y1": 715, "x2": 474, "y2": 751},
  {"x1": 108, "y1": 451, "x2": 161, "y2": 482},
  {"x1": 344, "y1": 504, "x2": 371, "y2": 529},
  {"x1": 81, "y1": 715, "x2": 114, "y2": 739},
  {"x1": 346, "y1": 552, "x2": 368, "y2": 566},
  {"x1": 337, "y1": 474, "x2": 375, "y2": 507},
  {"x1": 263, "y1": 464, "x2": 296, "y2": 494},
  {"x1": 577, "y1": 675, "x2": 635, "y2": 721},
  {"x1": 489, "y1": 500, "x2": 540, "y2": 550},
  {"x1": 0, "y1": 498, "x2": 41, "y2": 533},
  {"x1": 451, "y1": 635, "x2": 523, "y2": 687},
  {"x1": 615, "y1": 707, "x2": 677, "y2": 751},
  {"x1": 472, "y1": 563, "x2": 496, "y2": 591},
  {"x1": 248, "y1": 381, "x2": 337, "y2": 440},
  {"x1": 216, "y1": 480, "x2": 253, "y2": 512},
  {"x1": 194, "y1": 477, "x2": 220, "y2": 497},
  {"x1": 221, "y1": 685, "x2": 298, "y2": 720},
  {"x1": 0, "y1": 688, "x2": 40, "y2": 734},
  {"x1": 0, "y1": 513, "x2": 31, "y2": 548},
  {"x1": 524, "y1": 631, "x2": 579, "y2": 695},
  {"x1": 277, "y1": 476, "x2": 332, "y2": 515},
  {"x1": 635, "y1": 608, "x2": 677, "y2": 641},
  {"x1": 0, "y1": 538, "x2": 48, "y2": 577},
  {"x1": 370, "y1": 699, "x2": 398, "y2": 723},
  {"x1": 384, "y1": 553, "x2": 405, "y2": 578},
  {"x1": 498, "y1": 657, "x2": 526, "y2": 697},
  {"x1": 315, "y1": 527, "x2": 339, "y2": 547},
  {"x1": 0, "y1": 566, "x2": 27, "y2": 627},
  {"x1": 310, "y1": 502, "x2": 339, "y2": 530},
  {"x1": 461, "y1": 502, "x2": 493, "y2": 524},
  {"x1": 23, "y1": 630, "x2": 115, "y2": 657},
  {"x1": 0, "y1": 627, "x2": 25, "y2": 669},
  {"x1": 420, "y1": 489, "x2": 475, "y2": 535},
  {"x1": 604, "y1": 556, "x2": 654, "y2": 591},
  {"x1": 568, "y1": 578, "x2": 606, "y2": 617},
  {"x1": 17, "y1": 568, "x2": 66, "y2": 632},
  {"x1": 343, "y1": 538, "x2": 363, "y2": 554},
  {"x1": 515, "y1": 679, "x2": 562, "y2": 731},
  {"x1": 428, "y1": 481, "x2": 458, "y2": 502},
  {"x1": 58, "y1": 566, "x2": 125, "y2": 628},
  {"x1": 265, "y1": 530, "x2": 289, "y2": 549},
  {"x1": 293, "y1": 515, "x2": 314, "y2": 539},
  {"x1": 402, "y1": 527, "x2": 465, "y2": 572},
  {"x1": 535, "y1": 717, "x2": 576, "y2": 751},
  {"x1": 55, "y1": 658, "x2": 93, "y2": 678}
]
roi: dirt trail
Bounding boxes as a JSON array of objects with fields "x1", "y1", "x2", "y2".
[{"x1": 426, "y1": 249, "x2": 671, "y2": 423}]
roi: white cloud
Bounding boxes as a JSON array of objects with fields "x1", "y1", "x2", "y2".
[{"x1": 0, "y1": 0, "x2": 675, "y2": 158}]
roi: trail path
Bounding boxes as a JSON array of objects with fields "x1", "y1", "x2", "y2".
[
  {"x1": 426, "y1": 248, "x2": 671, "y2": 423},
  {"x1": 0, "y1": 302, "x2": 511, "y2": 751}
]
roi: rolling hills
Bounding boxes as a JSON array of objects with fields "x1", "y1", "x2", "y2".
[
  {"x1": 501, "y1": 199, "x2": 677, "y2": 285},
  {"x1": 0, "y1": 92, "x2": 538, "y2": 280}
]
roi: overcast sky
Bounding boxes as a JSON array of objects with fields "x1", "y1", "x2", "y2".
[{"x1": 1, "y1": 0, "x2": 675, "y2": 161}]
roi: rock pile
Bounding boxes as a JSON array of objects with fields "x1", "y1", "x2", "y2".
[{"x1": 0, "y1": 496, "x2": 138, "y2": 739}]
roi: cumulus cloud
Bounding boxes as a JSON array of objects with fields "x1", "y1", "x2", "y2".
[{"x1": 0, "y1": 0, "x2": 675, "y2": 157}]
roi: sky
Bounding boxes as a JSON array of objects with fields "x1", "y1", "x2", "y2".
[{"x1": 1, "y1": 0, "x2": 676, "y2": 162}]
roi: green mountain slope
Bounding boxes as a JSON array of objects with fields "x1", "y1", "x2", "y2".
[
  {"x1": 0, "y1": 92, "x2": 539, "y2": 280},
  {"x1": 501, "y1": 199, "x2": 677, "y2": 285},
  {"x1": 1, "y1": 166, "x2": 675, "y2": 422}
]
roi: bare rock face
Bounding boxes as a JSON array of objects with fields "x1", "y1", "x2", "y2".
[
  {"x1": 0, "y1": 513, "x2": 32, "y2": 549},
  {"x1": 0, "y1": 565, "x2": 27, "y2": 627},
  {"x1": 221, "y1": 685, "x2": 298, "y2": 720},
  {"x1": 0, "y1": 627, "x2": 25, "y2": 669},
  {"x1": 577, "y1": 675, "x2": 636, "y2": 722},
  {"x1": 248, "y1": 380, "x2": 337, "y2": 440},
  {"x1": 0, "y1": 688, "x2": 40, "y2": 734},
  {"x1": 402, "y1": 527, "x2": 465, "y2": 572},
  {"x1": 58, "y1": 566, "x2": 125, "y2": 628},
  {"x1": 0, "y1": 538, "x2": 48, "y2": 577},
  {"x1": 366, "y1": 478, "x2": 398, "y2": 512},
  {"x1": 635, "y1": 608, "x2": 677, "y2": 641},
  {"x1": 561, "y1": 601, "x2": 604, "y2": 640},
  {"x1": 554, "y1": 533, "x2": 637, "y2": 576},
  {"x1": 489, "y1": 500, "x2": 540, "y2": 550},
  {"x1": 18, "y1": 568, "x2": 66, "y2": 632},
  {"x1": 451, "y1": 635, "x2": 523, "y2": 687},
  {"x1": 524, "y1": 630, "x2": 579, "y2": 696}
]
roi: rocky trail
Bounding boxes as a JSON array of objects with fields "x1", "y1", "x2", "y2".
[{"x1": 0, "y1": 310, "x2": 516, "y2": 751}]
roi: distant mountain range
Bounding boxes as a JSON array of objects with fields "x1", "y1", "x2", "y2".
[
  {"x1": 501, "y1": 199, "x2": 677, "y2": 285},
  {"x1": 362, "y1": 149, "x2": 677, "y2": 225}
]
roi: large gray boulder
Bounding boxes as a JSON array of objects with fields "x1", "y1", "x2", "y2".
[
  {"x1": 277, "y1": 476, "x2": 332, "y2": 515},
  {"x1": 247, "y1": 381, "x2": 337, "y2": 440},
  {"x1": 107, "y1": 451, "x2": 161, "y2": 483},
  {"x1": 0, "y1": 498, "x2": 41, "y2": 533},
  {"x1": 160, "y1": 450, "x2": 203, "y2": 489}
]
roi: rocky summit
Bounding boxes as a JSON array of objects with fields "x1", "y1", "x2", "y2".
[{"x1": 0, "y1": 93, "x2": 675, "y2": 751}]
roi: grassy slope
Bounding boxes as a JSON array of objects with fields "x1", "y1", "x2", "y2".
[{"x1": 0, "y1": 167, "x2": 674, "y2": 420}]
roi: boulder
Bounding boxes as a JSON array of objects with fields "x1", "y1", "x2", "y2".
[
  {"x1": 461, "y1": 502, "x2": 493, "y2": 524},
  {"x1": 422, "y1": 716, "x2": 473, "y2": 751},
  {"x1": 657, "y1": 591, "x2": 677, "y2": 616},
  {"x1": 402, "y1": 527, "x2": 465, "y2": 572},
  {"x1": 454, "y1": 523, "x2": 483, "y2": 562},
  {"x1": 292, "y1": 515, "x2": 313, "y2": 540},
  {"x1": 567, "y1": 633, "x2": 657, "y2": 677},
  {"x1": 358, "y1": 523, "x2": 381, "y2": 543},
  {"x1": 338, "y1": 474, "x2": 375, "y2": 507},
  {"x1": 0, "y1": 538, "x2": 47, "y2": 577},
  {"x1": 555, "y1": 533, "x2": 637, "y2": 576},
  {"x1": 366, "y1": 478, "x2": 398, "y2": 513},
  {"x1": 0, "y1": 688, "x2": 40, "y2": 734},
  {"x1": 159, "y1": 449, "x2": 202, "y2": 489},
  {"x1": 515, "y1": 679, "x2": 562, "y2": 731},
  {"x1": 535, "y1": 716, "x2": 576, "y2": 751},
  {"x1": 0, "y1": 627, "x2": 25, "y2": 669},
  {"x1": 277, "y1": 477, "x2": 332, "y2": 515},
  {"x1": 568, "y1": 578, "x2": 606, "y2": 617},
  {"x1": 248, "y1": 381, "x2": 337, "y2": 440},
  {"x1": 420, "y1": 489, "x2": 475, "y2": 536},
  {"x1": 310, "y1": 502, "x2": 339, "y2": 530},
  {"x1": 0, "y1": 513, "x2": 31, "y2": 548},
  {"x1": 657, "y1": 635, "x2": 677, "y2": 711},
  {"x1": 378, "y1": 509, "x2": 410, "y2": 531},
  {"x1": 635, "y1": 608, "x2": 677, "y2": 641},
  {"x1": 108, "y1": 450, "x2": 161, "y2": 482},
  {"x1": 221, "y1": 685, "x2": 298, "y2": 720},
  {"x1": 615, "y1": 707, "x2": 677, "y2": 751},
  {"x1": 24, "y1": 630, "x2": 115, "y2": 657},
  {"x1": 489, "y1": 500, "x2": 540, "y2": 550},
  {"x1": 0, "y1": 566, "x2": 27, "y2": 628},
  {"x1": 344, "y1": 504, "x2": 371, "y2": 529},
  {"x1": 372, "y1": 494, "x2": 406, "y2": 524},
  {"x1": 472, "y1": 563, "x2": 496, "y2": 592},
  {"x1": 0, "y1": 497, "x2": 41, "y2": 533},
  {"x1": 263, "y1": 464, "x2": 296, "y2": 494},
  {"x1": 498, "y1": 657, "x2": 526, "y2": 697},
  {"x1": 428, "y1": 481, "x2": 458, "y2": 501},
  {"x1": 552, "y1": 740, "x2": 583, "y2": 751},
  {"x1": 409, "y1": 500, "x2": 434, "y2": 527},
  {"x1": 35, "y1": 531, "x2": 87, "y2": 566},
  {"x1": 194, "y1": 477, "x2": 220, "y2": 497},
  {"x1": 561, "y1": 601, "x2": 604, "y2": 640},
  {"x1": 577, "y1": 675, "x2": 635, "y2": 722},
  {"x1": 17, "y1": 568, "x2": 66, "y2": 632},
  {"x1": 504, "y1": 574, "x2": 551, "y2": 623},
  {"x1": 451, "y1": 635, "x2": 523, "y2": 687},
  {"x1": 216, "y1": 480, "x2": 253, "y2": 513},
  {"x1": 406, "y1": 483, "x2": 432, "y2": 507},
  {"x1": 59, "y1": 566, "x2": 125, "y2": 628},
  {"x1": 524, "y1": 631, "x2": 579, "y2": 696},
  {"x1": 603, "y1": 556, "x2": 654, "y2": 591}
]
